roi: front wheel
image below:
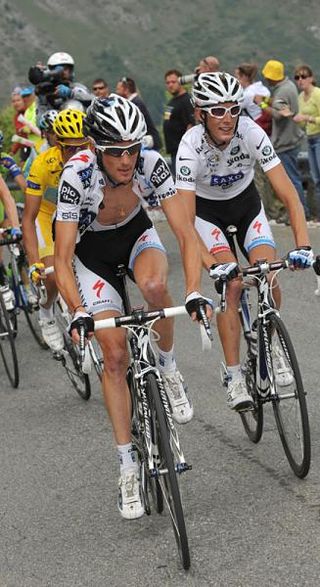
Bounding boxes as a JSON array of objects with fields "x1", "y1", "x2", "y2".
[
  {"x1": 240, "y1": 351, "x2": 263, "y2": 443},
  {"x1": 146, "y1": 373, "x2": 190, "y2": 570},
  {"x1": 0, "y1": 293, "x2": 19, "y2": 387},
  {"x1": 270, "y1": 314, "x2": 311, "y2": 478}
]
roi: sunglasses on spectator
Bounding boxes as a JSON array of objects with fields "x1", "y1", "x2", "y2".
[
  {"x1": 207, "y1": 104, "x2": 241, "y2": 119},
  {"x1": 294, "y1": 74, "x2": 309, "y2": 80},
  {"x1": 101, "y1": 142, "x2": 141, "y2": 157},
  {"x1": 58, "y1": 141, "x2": 90, "y2": 153},
  {"x1": 93, "y1": 85, "x2": 106, "y2": 91}
]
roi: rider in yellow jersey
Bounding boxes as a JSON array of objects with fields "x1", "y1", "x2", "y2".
[{"x1": 22, "y1": 109, "x2": 90, "y2": 351}]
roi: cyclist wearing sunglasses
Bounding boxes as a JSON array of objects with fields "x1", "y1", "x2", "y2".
[
  {"x1": 176, "y1": 72, "x2": 312, "y2": 412},
  {"x1": 54, "y1": 95, "x2": 211, "y2": 519},
  {"x1": 22, "y1": 108, "x2": 90, "y2": 351}
]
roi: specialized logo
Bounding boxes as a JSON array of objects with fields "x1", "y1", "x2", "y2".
[
  {"x1": 60, "y1": 180, "x2": 81, "y2": 205},
  {"x1": 138, "y1": 234, "x2": 149, "y2": 242},
  {"x1": 150, "y1": 158, "x2": 171, "y2": 188},
  {"x1": 93, "y1": 279, "x2": 104, "y2": 298},
  {"x1": 210, "y1": 171, "x2": 244, "y2": 187},
  {"x1": 180, "y1": 166, "x2": 191, "y2": 176},
  {"x1": 253, "y1": 220, "x2": 262, "y2": 234},
  {"x1": 70, "y1": 153, "x2": 90, "y2": 163},
  {"x1": 211, "y1": 227, "x2": 221, "y2": 241}
]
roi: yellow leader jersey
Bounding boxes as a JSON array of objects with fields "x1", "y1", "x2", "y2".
[{"x1": 26, "y1": 146, "x2": 63, "y2": 216}]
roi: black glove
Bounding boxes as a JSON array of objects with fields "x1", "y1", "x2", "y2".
[
  {"x1": 69, "y1": 311, "x2": 94, "y2": 337},
  {"x1": 185, "y1": 291, "x2": 214, "y2": 321}
]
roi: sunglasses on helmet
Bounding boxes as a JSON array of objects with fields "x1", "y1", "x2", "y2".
[
  {"x1": 206, "y1": 104, "x2": 241, "y2": 119},
  {"x1": 101, "y1": 142, "x2": 141, "y2": 157}
]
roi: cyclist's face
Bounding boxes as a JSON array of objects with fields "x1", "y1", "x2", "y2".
[
  {"x1": 101, "y1": 142, "x2": 140, "y2": 184},
  {"x1": 58, "y1": 138, "x2": 91, "y2": 163},
  {"x1": 205, "y1": 101, "x2": 240, "y2": 145}
]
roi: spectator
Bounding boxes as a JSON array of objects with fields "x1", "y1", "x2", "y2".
[
  {"x1": 115, "y1": 76, "x2": 161, "y2": 150},
  {"x1": 256, "y1": 59, "x2": 309, "y2": 219},
  {"x1": 195, "y1": 56, "x2": 220, "y2": 74},
  {"x1": 163, "y1": 69, "x2": 194, "y2": 175},
  {"x1": 21, "y1": 87, "x2": 41, "y2": 145},
  {"x1": 11, "y1": 88, "x2": 28, "y2": 157},
  {"x1": 92, "y1": 78, "x2": 109, "y2": 98},
  {"x1": 292, "y1": 64, "x2": 320, "y2": 221}
]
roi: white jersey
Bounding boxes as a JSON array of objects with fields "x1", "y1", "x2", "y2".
[
  {"x1": 175, "y1": 117, "x2": 280, "y2": 201},
  {"x1": 56, "y1": 148, "x2": 175, "y2": 238}
]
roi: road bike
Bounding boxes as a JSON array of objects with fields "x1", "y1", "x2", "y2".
[
  {"x1": 0, "y1": 228, "x2": 47, "y2": 349},
  {"x1": 81, "y1": 264, "x2": 213, "y2": 569},
  {"x1": 216, "y1": 226, "x2": 311, "y2": 479},
  {"x1": 0, "y1": 285, "x2": 19, "y2": 388}
]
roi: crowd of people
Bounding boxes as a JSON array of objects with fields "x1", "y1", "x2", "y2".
[{"x1": 0, "y1": 49, "x2": 318, "y2": 520}]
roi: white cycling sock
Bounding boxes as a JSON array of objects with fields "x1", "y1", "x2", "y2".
[
  {"x1": 117, "y1": 442, "x2": 138, "y2": 474},
  {"x1": 226, "y1": 364, "x2": 242, "y2": 381},
  {"x1": 39, "y1": 304, "x2": 55, "y2": 322},
  {"x1": 157, "y1": 345, "x2": 177, "y2": 374}
]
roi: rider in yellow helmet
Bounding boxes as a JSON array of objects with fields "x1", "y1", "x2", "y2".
[{"x1": 22, "y1": 109, "x2": 91, "y2": 351}]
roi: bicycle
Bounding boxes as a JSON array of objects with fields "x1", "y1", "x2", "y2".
[
  {"x1": 215, "y1": 225, "x2": 311, "y2": 479},
  {"x1": 0, "y1": 282, "x2": 19, "y2": 388},
  {"x1": 0, "y1": 227, "x2": 47, "y2": 349},
  {"x1": 82, "y1": 264, "x2": 213, "y2": 570}
]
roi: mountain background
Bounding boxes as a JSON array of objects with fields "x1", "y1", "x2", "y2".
[{"x1": 1, "y1": 0, "x2": 320, "y2": 123}]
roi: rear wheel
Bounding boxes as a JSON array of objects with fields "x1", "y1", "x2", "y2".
[
  {"x1": 0, "y1": 293, "x2": 19, "y2": 388},
  {"x1": 146, "y1": 373, "x2": 190, "y2": 570},
  {"x1": 270, "y1": 314, "x2": 310, "y2": 478}
]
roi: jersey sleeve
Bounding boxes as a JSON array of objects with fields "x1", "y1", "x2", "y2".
[
  {"x1": 56, "y1": 163, "x2": 84, "y2": 222},
  {"x1": 143, "y1": 151, "x2": 176, "y2": 201},
  {"x1": 246, "y1": 123, "x2": 280, "y2": 173},
  {"x1": 26, "y1": 156, "x2": 46, "y2": 197},
  {"x1": 175, "y1": 135, "x2": 198, "y2": 191}
]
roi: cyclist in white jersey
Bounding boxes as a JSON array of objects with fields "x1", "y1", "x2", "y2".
[
  {"x1": 54, "y1": 95, "x2": 211, "y2": 520},
  {"x1": 176, "y1": 72, "x2": 313, "y2": 411}
]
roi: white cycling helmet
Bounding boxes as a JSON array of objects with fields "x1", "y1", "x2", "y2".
[
  {"x1": 39, "y1": 109, "x2": 59, "y2": 131},
  {"x1": 47, "y1": 52, "x2": 74, "y2": 68},
  {"x1": 84, "y1": 94, "x2": 147, "y2": 148},
  {"x1": 192, "y1": 72, "x2": 244, "y2": 109}
]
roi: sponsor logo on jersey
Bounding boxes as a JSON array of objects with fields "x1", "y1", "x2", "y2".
[
  {"x1": 150, "y1": 158, "x2": 171, "y2": 188},
  {"x1": 260, "y1": 153, "x2": 277, "y2": 165},
  {"x1": 93, "y1": 279, "x2": 105, "y2": 299},
  {"x1": 178, "y1": 157, "x2": 194, "y2": 161},
  {"x1": 176, "y1": 174, "x2": 193, "y2": 183},
  {"x1": 262, "y1": 146, "x2": 272, "y2": 157},
  {"x1": 179, "y1": 166, "x2": 191, "y2": 176},
  {"x1": 78, "y1": 164, "x2": 93, "y2": 189},
  {"x1": 227, "y1": 153, "x2": 250, "y2": 167},
  {"x1": 230, "y1": 146, "x2": 240, "y2": 156},
  {"x1": 60, "y1": 180, "x2": 81, "y2": 205},
  {"x1": 256, "y1": 136, "x2": 265, "y2": 150},
  {"x1": 26, "y1": 180, "x2": 40, "y2": 190},
  {"x1": 61, "y1": 211, "x2": 78, "y2": 220},
  {"x1": 210, "y1": 171, "x2": 244, "y2": 187},
  {"x1": 70, "y1": 153, "x2": 91, "y2": 163}
]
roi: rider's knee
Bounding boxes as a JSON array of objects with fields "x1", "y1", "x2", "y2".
[{"x1": 138, "y1": 275, "x2": 168, "y2": 305}]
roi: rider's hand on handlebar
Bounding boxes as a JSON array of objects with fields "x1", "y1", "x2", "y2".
[
  {"x1": 287, "y1": 246, "x2": 314, "y2": 270},
  {"x1": 185, "y1": 291, "x2": 214, "y2": 322},
  {"x1": 69, "y1": 311, "x2": 95, "y2": 343},
  {"x1": 28, "y1": 262, "x2": 46, "y2": 284}
]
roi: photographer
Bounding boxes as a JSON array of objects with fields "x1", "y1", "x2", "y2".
[{"x1": 28, "y1": 52, "x2": 94, "y2": 118}]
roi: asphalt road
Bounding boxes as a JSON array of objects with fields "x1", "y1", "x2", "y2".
[{"x1": 1, "y1": 223, "x2": 320, "y2": 587}]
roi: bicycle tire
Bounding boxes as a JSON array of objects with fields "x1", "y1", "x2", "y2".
[
  {"x1": 16, "y1": 257, "x2": 48, "y2": 349},
  {"x1": 146, "y1": 372, "x2": 190, "y2": 570},
  {"x1": 127, "y1": 367, "x2": 163, "y2": 515},
  {"x1": 270, "y1": 314, "x2": 310, "y2": 478},
  {"x1": 0, "y1": 293, "x2": 19, "y2": 387}
]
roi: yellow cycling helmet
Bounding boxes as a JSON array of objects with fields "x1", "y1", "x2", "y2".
[{"x1": 53, "y1": 109, "x2": 85, "y2": 139}]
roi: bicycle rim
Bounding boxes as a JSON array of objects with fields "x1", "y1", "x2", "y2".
[
  {"x1": 0, "y1": 294, "x2": 19, "y2": 387},
  {"x1": 62, "y1": 333, "x2": 91, "y2": 400},
  {"x1": 89, "y1": 338, "x2": 103, "y2": 381},
  {"x1": 270, "y1": 314, "x2": 310, "y2": 478},
  {"x1": 23, "y1": 305, "x2": 48, "y2": 349},
  {"x1": 146, "y1": 373, "x2": 190, "y2": 570}
]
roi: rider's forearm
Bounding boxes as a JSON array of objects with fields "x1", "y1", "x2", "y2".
[
  {"x1": 0, "y1": 181, "x2": 19, "y2": 227},
  {"x1": 22, "y1": 218, "x2": 41, "y2": 265}
]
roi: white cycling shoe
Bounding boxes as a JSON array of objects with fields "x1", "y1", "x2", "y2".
[
  {"x1": 0, "y1": 285, "x2": 15, "y2": 311},
  {"x1": 161, "y1": 369, "x2": 193, "y2": 424},
  {"x1": 274, "y1": 345, "x2": 294, "y2": 386},
  {"x1": 226, "y1": 376, "x2": 254, "y2": 411},
  {"x1": 39, "y1": 317, "x2": 64, "y2": 352},
  {"x1": 118, "y1": 469, "x2": 144, "y2": 520}
]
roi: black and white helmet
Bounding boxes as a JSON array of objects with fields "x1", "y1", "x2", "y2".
[
  {"x1": 39, "y1": 109, "x2": 58, "y2": 131},
  {"x1": 83, "y1": 94, "x2": 147, "y2": 149},
  {"x1": 192, "y1": 72, "x2": 244, "y2": 109}
]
